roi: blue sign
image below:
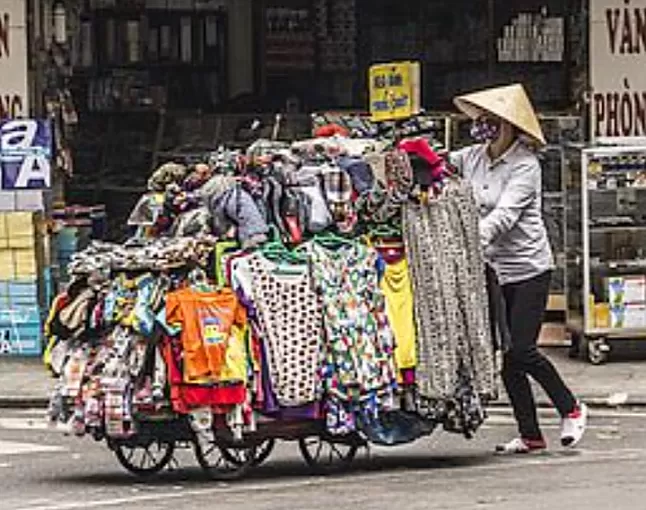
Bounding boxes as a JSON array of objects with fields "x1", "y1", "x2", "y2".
[
  {"x1": 0, "y1": 119, "x2": 53, "y2": 190},
  {"x1": 0, "y1": 306, "x2": 43, "y2": 357}
]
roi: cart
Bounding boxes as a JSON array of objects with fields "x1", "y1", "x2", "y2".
[
  {"x1": 104, "y1": 413, "x2": 368, "y2": 480},
  {"x1": 565, "y1": 145, "x2": 646, "y2": 365},
  {"x1": 101, "y1": 404, "x2": 447, "y2": 481}
]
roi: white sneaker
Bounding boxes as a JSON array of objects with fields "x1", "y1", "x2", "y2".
[
  {"x1": 561, "y1": 402, "x2": 588, "y2": 448},
  {"x1": 495, "y1": 437, "x2": 547, "y2": 455}
]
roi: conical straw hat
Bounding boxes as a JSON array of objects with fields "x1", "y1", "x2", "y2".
[{"x1": 453, "y1": 84, "x2": 546, "y2": 146}]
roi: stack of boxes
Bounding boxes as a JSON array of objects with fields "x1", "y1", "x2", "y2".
[
  {"x1": 594, "y1": 275, "x2": 646, "y2": 329},
  {"x1": 0, "y1": 212, "x2": 43, "y2": 357},
  {"x1": 317, "y1": 0, "x2": 357, "y2": 72},
  {"x1": 497, "y1": 9, "x2": 565, "y2": 63}
]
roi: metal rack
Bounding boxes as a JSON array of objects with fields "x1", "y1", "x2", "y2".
[{"x1": 566, "y1": 145, "x2": 646, "y2": 364}]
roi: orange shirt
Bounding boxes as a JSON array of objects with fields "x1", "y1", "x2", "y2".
[{"x1": 166, "y1": 287, "x2": 247, "y2": 384}]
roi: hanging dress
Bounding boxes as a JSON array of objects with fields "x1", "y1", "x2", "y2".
[
  {"x1": 403, "y1": 179, "x2": 497, "y2": 433},
  {"x1": 380, "y1": 257, "x2": 417, "y2": 373},
  {"x1": 246, "y1": 253, "x2": 324, "y2": 407},
  {"x1": 308, "y1": 242, "x2": 397, "y2": 434}
]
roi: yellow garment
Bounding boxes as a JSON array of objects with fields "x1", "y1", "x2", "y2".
[
  {"x1": 218, "y1": 324, "x2": 249, "y2": 384},
  {"x1": 381, "y1": 258, "x2": 417, "y2": 371},
  {"x1": 43, "y1": 293, "x2": 67, "y2": 370}
]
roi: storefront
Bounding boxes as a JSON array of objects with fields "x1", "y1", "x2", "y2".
[
  {"x1": 357, "y1": 0, "x2": 583, "y2": 112},
  {"x1": 45, "y1": 0, "x2": 587, "y2": 280}
]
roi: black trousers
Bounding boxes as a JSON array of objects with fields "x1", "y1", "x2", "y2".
[{"x1": 501, "y1": 270, "x2": 577, "y2": 440}]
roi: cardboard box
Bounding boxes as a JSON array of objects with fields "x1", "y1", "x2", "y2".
[
  {"x1": 6, "y1": 212, "x2": 34, "y2": 238},
  {"x1": 607, "y1": 276, "x2": 646, "y2": 306},
  {"x1": 7, "y1": 235, "x2": 35, "y2": 250},
  {"x1": 0, "y1": 214, "x2": 7, "y2": 240},
  {"x1": 0, "y1": 212, "x2": 37, "y2": 249},
  {"x1": 610, "y1": 304, "x2": 646, "y2": 329},
  {"x1": 13, "y1": 249, "x2": 37, "y2": 279},
  {"x1": 0, "y1": 251, "x2": 13, "y2": 280}
]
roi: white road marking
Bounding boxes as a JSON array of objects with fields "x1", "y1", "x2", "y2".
[
  {"x1": 0, "y1": 439, "x2": 65, "y2": 456},
  {"x1": 0, "y1": 417, "x2": 54, "y2": 431},
  {"x1": 484, "y1": 415, "x2": 617, "y2": 427},
  {"x1": 487, "y1": 407, "x2": 646, "y2": 419},
  {"x1": 12, "y1": 448, "x2": 646, "y2": 510},
  {"x1": 3, "y1": 409, "x2": 47, "y2": 416}
]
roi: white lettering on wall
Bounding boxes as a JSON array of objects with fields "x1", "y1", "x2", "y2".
[{"x1": 590, "y1": 0, "x2": 646, "y2": 141}]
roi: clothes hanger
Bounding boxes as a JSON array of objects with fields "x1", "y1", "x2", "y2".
[
  {"x1": 312, "y1": 231, "x2": 355, "y2": 249},
  {"x1": 188, "y1": 267, "x2": 214, "y2": 292},
  {"x1": 369, "y1": 223, "x2": 402, "y2": 240},
  {"x1": 259, "y1": 237, "x2": 308, "y2": 266},
  {"x1": 366, "y1": 223, "x2": 405, "y2": 264}
]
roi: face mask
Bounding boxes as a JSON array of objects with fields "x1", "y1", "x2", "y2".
[{"x1": 470, "y1": 117, "x2": 501, "y2": 143}]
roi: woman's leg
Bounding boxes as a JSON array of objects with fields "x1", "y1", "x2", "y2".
[{"x1": 502, "y1": 271, "x2": 577, "y2": 440}]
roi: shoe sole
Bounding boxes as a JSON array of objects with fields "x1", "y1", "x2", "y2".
[
  {"x1": 495, "y1": 445, "x2": 547, "y2": 455},
  {"x1": 561, "y1": 404, "x2": 589, "y2": 448}
]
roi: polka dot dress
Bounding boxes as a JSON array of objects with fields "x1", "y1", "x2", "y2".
[{"x1": 247, "y1": 254, "x2": 324, "y2": 407}]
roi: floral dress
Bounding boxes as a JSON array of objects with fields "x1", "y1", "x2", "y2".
[{"x1": 308, "y1": 242, "x2": 397, "y2": 435}]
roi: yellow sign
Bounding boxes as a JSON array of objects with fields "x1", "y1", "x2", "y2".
[{"x1": 369, "y1": 61, "x2": 421, "y2": 122}]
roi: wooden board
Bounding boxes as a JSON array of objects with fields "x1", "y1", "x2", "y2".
[
  {"x1": 538, "y1": 322, "x2": 569, "y2": 347},
  {"x1": 546, "y1": 293, "x2": 567, "y2": 312}
]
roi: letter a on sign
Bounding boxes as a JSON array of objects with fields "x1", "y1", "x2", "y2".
[
  {"x1": 0, "y1": 120, "x2": 37, "y2": 150},
  {"x1": 13, "y1": 155, "x2": 51, "y2": 188},
  {"x1": 0, "y1": 119, "x2": 52, "y2": 190}
]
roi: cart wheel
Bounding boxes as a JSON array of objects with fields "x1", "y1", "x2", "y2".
[
  {"x1": 587, "y1": 337, "x2": 610, "y2": 365},
  {"x1": 221, "y1": 439, "x2": 275, "y2": 467},
  {"x1": 193, "y1": 439, "x2": 255, "y2": 481},
  {"x1": 113, "y1": 441, "x2": 175, "y2": 476},
  {"x1": 298, "y1": 436, "x2": 358, "y2": 475},
  {"x1": 252, "y1": 438, "x2": 276, "y2": 466}
]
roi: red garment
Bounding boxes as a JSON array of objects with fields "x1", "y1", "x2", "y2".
[
  {"x1": 162, "y1": 339, "x2": 246, "y2": 414},
  {"x1": 398, "y1": 138, "x2": 445, "y2": 181},
  {"x1": 314, "y1": 124, "x2": 350, "y2": 138}
]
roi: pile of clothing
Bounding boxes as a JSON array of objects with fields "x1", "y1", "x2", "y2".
[{"x1": 45, "y1": 128, "x2": 498, "y2": 446}]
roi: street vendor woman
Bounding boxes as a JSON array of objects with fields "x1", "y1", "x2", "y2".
[{"x1": 448, "y1": 83, "x2": 588, "y2": 454}]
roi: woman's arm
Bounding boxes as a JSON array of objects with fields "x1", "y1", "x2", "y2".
[{"x1": 480, "y1": 159, "x2": 539, "y2": 246}]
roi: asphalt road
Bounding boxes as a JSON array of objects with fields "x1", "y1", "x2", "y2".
[{"x1": 0, "y1": 407, "x2": 645, "y2": 510}]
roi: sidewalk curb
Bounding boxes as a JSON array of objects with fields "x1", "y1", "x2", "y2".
[{"x1": 0, "y1": 397, "x2": 50, "y2": 409}]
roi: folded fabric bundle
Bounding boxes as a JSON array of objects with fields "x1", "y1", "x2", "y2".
[
  {"x1": 67, "y1": 236, "x2": 220, "y2": 274},
  {"x1": 320, "y1": 164, "x2": 353, "y2": 205},
  {"x1": 285, "y1": 165, "x2": 332, "y2": 233},
  {"x1": 127, "y1": 193, "x2": 165, "y2": 226},
  {"x1": 147, "y1": 162, "x2": 188, "y2": 192},
  {"x1": 196, "y1": 174, "x2": 237, "y2": 203},
  {"x1": 338, "y1": 155, "x2": 375, "y2": 195},
  {"x1": 209, "y1": 185, "x2": 270, "y2": 249}
]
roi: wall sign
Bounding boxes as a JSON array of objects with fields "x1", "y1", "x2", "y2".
[
  {"x1": 369, "y1": 61, "x2": 421, "y2": 122},
  {"x1": 0, "y1": 119, "x2": 53, "y2": 190},
  {"x1": 590, "y1": 0, "x2": 646, "y2": 142},
  {"x1": 0, "y1": 0, "x2": 29, "y2": 119},
  {"x1": 0, "y1": 308, "x2": 42, "y2": 357}
]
